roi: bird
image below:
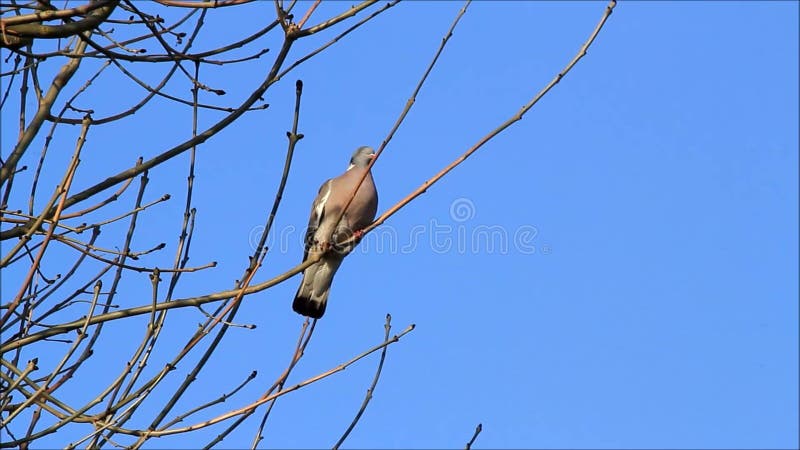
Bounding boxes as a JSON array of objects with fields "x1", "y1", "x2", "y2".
[{"x1": 292, "y1": 146, "x2": 378, "y2": 319}]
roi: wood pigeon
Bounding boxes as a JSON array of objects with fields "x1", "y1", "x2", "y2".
[{"x1": 292, "y1": 146, "x2": 378, "y2": 319}]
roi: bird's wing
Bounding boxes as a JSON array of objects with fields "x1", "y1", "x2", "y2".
[{"x1": 303, "y1": 179, "x2": 332, "y2": 262}]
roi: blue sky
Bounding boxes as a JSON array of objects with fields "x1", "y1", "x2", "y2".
[{"x1": 1, "y1": 1, "x2": 798, "y2": 448}]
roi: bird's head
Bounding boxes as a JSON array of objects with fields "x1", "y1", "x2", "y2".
[{"x1": 348, "y1": 146, "x2": 376, "y2": 170}]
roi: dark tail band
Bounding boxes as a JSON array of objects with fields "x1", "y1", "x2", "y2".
[{"x1": 292, "y1": 295, "x2": 326, "y2": 319}]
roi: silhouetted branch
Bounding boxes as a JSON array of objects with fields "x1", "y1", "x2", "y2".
[
  {"x1": 328, "y1": 0, "x2": 471, "y2": 245},
  {"x1": 0, "y1": 1, "x2": 117, "y2": 47},
  {"x1": 246, "y1": 318, "x2": 316, "y2": 449},
  {"x1": 0, "y1": 39, "x2": 89, "y2": 186},
  {"x1": 333, "y1": 313, "x2": 394, "y2": 450},
  {"x1": 465, "y1": 423, "x2": 482, "y2": 450},
  {"x1": 0, "y1": 1, "x2": 617, "y2": 446},
  {"x1": 355, "y1": 0, "x2": 617, "y2": 241},
  {"x1": 131, "y1": 324, "x2": 415, "y2": 439}
]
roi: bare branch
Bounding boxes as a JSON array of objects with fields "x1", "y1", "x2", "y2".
[
  {"x1": 0, "y1": 1, "x2": 618, "y2": 445},
  {"x1": 465, "y1": 423, "x2": 483, "y2": 450},
  {"x1": 352, "y1": 0, "x2": 617, "y2": 243},
  {"x1": 333, "y1": 313, "x2": 394, "y2": 450}
]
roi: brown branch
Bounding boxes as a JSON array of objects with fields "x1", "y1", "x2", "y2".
[
  {"x1": 3, "y1": 115, "x2": 90, "y2": 324},
  {"x1": 0, "y1": 0, "x2": 428, "y2": 446},
  {"x1": 28, "y1": 59, "x2": 111, "y2": 217},
  {"x1": 0, "y1": 358, "x2": 37, "y2": 409},
  {"x1": 274, "y1": 0, "x2": 400, "y2": 84},
  {"x1": 294, "y1": 0, "x2": 378, "y2": 38},
  {"x1": 0, "y1": 227, "x2": 102, "y2": 337},
  {"x1": 258, "y1": 78, "x2": 304, "y2": 255},
  {"x1": 51, "y1": 234, "x2": 162, "y2": 260},
  {"x1": 0, "y1": 210, "x2": 85, "y2": 239},
  {"x1": 106, "y1": 76, "x2": 204, "y2": 424},
  {"x1": 0, "y1": 36, "x2": 295, "y2": 241},
  {"x1": 0, "y1": 360, "x2": 75, "y2": 422},
  {"x1": 0, "y1": 254, "x2": 318, "y2": 352},
  {"x1": 112, "y1": 208, "x2": 198, "y2": 428},
  {"x1": 52, "y1": 236, "x2": 214, "y2": 274},
  {"x1": 350, "y1": 0, "x2": 618, "y2": 243},
  {"x1": 48, "y1": 11, "x2": 239, "y2": 126},
  {"x1": 295, "y1": 0, "x2": 320, "y2": 29},
  {"x1": 1, "y1": 281, "x2": 101, "y2": 426},
  {"x1": 333, "y1": 313, "x2": 394, "y2": 450},
  {"x1": 0, "y1": 36, "x2": 89, "y2": 187},
  {"x1": 0, "y1": 0, "x2": 615, "y2": 349},
  {"x1": 11, "y1": 260, "x2": 112, "y2": 340},
  {"x1": 152, "y1": 0, "x2": 256, "y2": 8},
  {"x1": 1, "y1": 1, "x2": 616, "y2": 364},
  {"x1": 78, "y1": 193, "x2": 171, "y2": 229},
  {"x1": 84, "y1": 269, "x2": 165, "y2": 448},
  {"x1": 130, "y1": 56, "x2": 307, "y2": 448},
  {"x1": 245, "y1": 319, "x2": 315, "y2": 449},
  {"x1": 2, "y1": 171, "x2": 169, "y2": 448},
  {"x1": 37, "y1": 9, "x2": 197, "y2": 61},
  {"x1": 0, "y1": 0, "x2": 115, "y2": 27},
  {"x1": 59, "y1": 159, "x2": 140, "y2": 219},
  {"x1": 327, "y1": 0, "x2": 470, "y2": 246},
  {"x1": 125, "y1": 259, "x2": 261, "y2": 447},
  {"x1": 0, "y1": 0, "x2": 392, "y2": 240},
  {"x1": 135, "y1": 324, "x2": 415, "y2": 438},
  {"x1": 0, "y1": 53, "x2": 21, "y2": 109},
  {"x1": 0, "y1": 1, "x2": 117, "y2": 42},
  {"x1": 160, "y1": 370, "x2": 258, "y2": 430}
]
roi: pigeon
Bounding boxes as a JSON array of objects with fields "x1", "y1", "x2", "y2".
[{"x1": 292, "y1": 146, "x2": 378, "y2": 319}]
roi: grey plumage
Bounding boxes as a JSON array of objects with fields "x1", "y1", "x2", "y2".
[{"x1": 292, "y1": 146, "x2": 378, "y2": 319}]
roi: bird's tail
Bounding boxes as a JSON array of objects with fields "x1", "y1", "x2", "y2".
[
  {"x1": 292, "y1": 259, "x2": 339, "y2": 319},
  {"x1": 292, "y1": 288, "x2": 327, "y2": 319}
]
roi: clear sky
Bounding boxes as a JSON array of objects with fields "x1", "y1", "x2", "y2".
[{"x1": 1, "y1": 1, "x2": 798, "y2": 449}]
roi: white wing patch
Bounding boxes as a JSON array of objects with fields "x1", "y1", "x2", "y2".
[{"x1": 314, "y1": 181, "x2": 332, "y2": 222}]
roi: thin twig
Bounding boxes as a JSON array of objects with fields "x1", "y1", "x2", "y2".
[
  {"x1": 0, "y1": 1, "x2": 617, "y2": 362},
  {"x1": 161, "y1": 370, "x2": 258, "y2": 429},
  {"x1": 295, "y1": 0, "x2": 378, "y2": 38},
  {"x1": 58, "y1": 158, "x2": 141, "y2": 219},
  {"x1": 465, "y1": 423, "x2": 482, "y2": 450},
  {"x1": 3, "y1": 115, "x2": 90, "y2": 323},
  {"x1": 0, "y1": 37, "x2": 295, "y2": 241},
  {"x1": 274, "y1": 0, "x2": 399, "y2": 84},
  {"x1": 130, "y1": 55, "x2": 307, "y2": 449},
  {"x1": 243, "y1": 319, "x2": 315, "y2": 450},
  {"x1": 295, "y1": 0, "x2": 320, "y2": 29},
  {"x1": 0, "y1": 31, "x2": 90, "y2": 185},
  {"x1": 1, "y1": 281, "x2": 101, "y2": 426},
  {"x1": 259, "y1": 78, "x2": 304, "y2": 255},
  {"x1": 347, "y1": 0, "x2": 618, "y2": 244},
  {"x1": 333, "y1": 313, "x2": 394, "y2": 450},
  {"x1": 326, "y1": 0, "x2": 471, "y2": 246},
  {"x1": 0, "y1": 358, "x2": 37, "y2": 408},
  {"x1": 135, "y1": 324, "x2": 415, "y2": 438}
]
